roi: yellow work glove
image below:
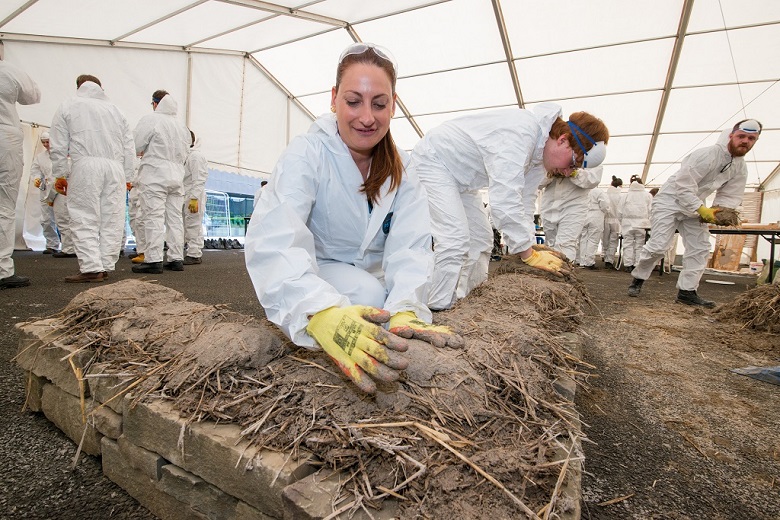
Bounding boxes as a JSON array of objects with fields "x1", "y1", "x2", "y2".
[
  {"x1": 306, "y1": 305, "x2": 410, "y2": 394},
  {"x1": 696, "y1": 205, "x2": 720, "y2": 224},
  {"x1": 34, "y1": 178, "x2": 42, "y2": 188},
  {"x1": 522, "y1": 248, "x2": 567, "y2": 277},
  {"x1": 388, "y1": 311, "x2": 465, "y2": 349},
  {"x1": 54, "y1": 177, "x2": 68, "y2": 196},
  {"x1": 188, "y1": 198, "x2": 199, "y2": 213}
]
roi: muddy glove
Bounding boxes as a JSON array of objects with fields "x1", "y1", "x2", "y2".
[
  {"x1": 388, "y1": 311, "x2": 465, "y2": 349},
  {"x1": 54, "y1": 177, "x2": 68, "y2": 196},
  {"x1": 306, "y1": 305, "x2": 409, "y2": 394},
  {"x1": 188, "y1": 198, "x2": 199, "y2": 213},
  {"x1": 696, "y1": 205, "x2": 720, "y2": 224},
  {"x1": 522, "y1": 248, "x2": 566, "y2": 277}
]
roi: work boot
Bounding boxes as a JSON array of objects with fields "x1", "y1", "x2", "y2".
[
  {"x1": 64, "y1": 272, "x2": 105, "y2": 283},
  {"x1": 0, "y1": 274, "x2": 31, "y2": 289},
  {"x1": 627, "y1": 277, "x2": 644, "y2": 297},
  {"x1": 676, "y1": 290, "x2": 715, "y2": 308},
  {"x1": 131, "y1": 253, "x2": 145, "y2": 264},
  {"x1": 183, "y1": 256, "x2": 202, "y2": 265},
  {"x1": 52, "y1": 252, "x2": 77, "y2": 258},
  {"x1": 604, "y1": 262, "x2": 615, "y2": 270},
  {"x1": 624, "y1": 265, "x2": 634, "y2": 273},
  {"x1": 163, "y1": 260, "x2": 184, "y2": 271},
  {"x1": 42, "y1": 248, "x2": 56, "y2": 254},
  {"x1": 132, "y1": 262, "x2": 163, "y2": 274}
]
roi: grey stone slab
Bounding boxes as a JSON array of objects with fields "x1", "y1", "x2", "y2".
[
  {"x1": 160, "y1": 464, "x2": 240, "y2": 520},
  {"x1": 22, "y1": 371, "x2": 47, "y2": 412},
  {"x1": 91, "y1": 404, "x2": 123, "y2": 439},
  {"x1": 86, "y1": 361, "x2": 135, "y2": 414},
  {"x1": 118, "y1": 435, "x2": 166, "y2": 481},
  {"x1": 41, "y1": 384, "x2": 102, "y2": 456}
]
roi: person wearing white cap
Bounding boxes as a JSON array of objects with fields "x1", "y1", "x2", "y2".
[
  {"x1": 411, "y1": 105, "x2": 609, "y2": 310},
  {"x1": 539, "y1": 165, "x2": 604, "y2": 262},
  {"x1": 182, "y1": 129, "x2": 208, "y2": 265},
  {"x1": 628, "y1": 119, "x2": 762, "y2": 307},
  {"x1": 0, "y1": 54, "x2": 40, "y2": 289},
  {"x1": 30, "y1": 131, "x2": 61, "y2": 253}
]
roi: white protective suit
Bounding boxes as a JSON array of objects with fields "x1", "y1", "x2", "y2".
[
  {"x1": 412, "y1": 103, "x2": 562, "y2": 310},
  {"x1": 0, "y1": 61, "x2": 40, "y2": 279},
  {"x1": 50, "y1": 81, "x2": 135, "y2": 274},
  {"x1": 617, "y1": 181, "x2": 652, "y2": 267},
  {"x1": 127, "y1": 156, "x2": 143, "y2": 253},
  {"x1": 631, "y1": 130, "x2": 747, "y2": 290},
  {"x1": 182, "y1": 137, "x2": 208, "y2": 259},
  {"x1": 133, "y1": 95, "x2": 190, "y2": 264},
  {"x1": 245, "y1": 114, "x2": 434, "y2": 348},
  {"x1": 30, "y1": 149, "x2": 61, "y2": 250},
  {"x1": 539, "y1": 165, "x2": 603, "y2": 261},
  {"x1": 602, "y1": 184, "x2": 623, "y2": 265},
  {"x1": 578, "y1": 187, "x2": 610, "y2": 267}
]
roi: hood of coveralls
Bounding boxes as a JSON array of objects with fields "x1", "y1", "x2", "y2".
[
  {"x1": 76, "y1": 81, "x2": 109, "y2": 101},
  {"x1": 155, "y1": 94, "x2": 178, "y2": 116}
]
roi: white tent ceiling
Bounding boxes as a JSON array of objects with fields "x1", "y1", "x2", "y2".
[{"x1": 2, "y1": 0, "x2": 778, "y2": 188}]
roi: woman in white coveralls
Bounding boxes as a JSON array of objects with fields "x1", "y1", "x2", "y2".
[
  {"x1": 412, "y1": 105, "x2": 609, "y2": 310},
  {"x1": 245, "y1": 43, "x2": 462, "y2": 394}
]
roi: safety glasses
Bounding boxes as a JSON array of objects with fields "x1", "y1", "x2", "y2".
[{"x1": 338, "y1": 42, "x2": 398, "y2": 76}]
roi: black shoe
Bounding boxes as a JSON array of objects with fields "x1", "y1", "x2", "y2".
[
  {"x1": 52, "y1": 252, "x2": 77, "y2": 258},
  {"x1": 118, "y1": 250, "x2": 125, "y2": 257},
  {"x1": 0, "y1": 274, "x2": 31, "y2": 289},
  {"x1": 604, "y1": 262, "x2": 615, "y2": 270},
  {"x1": 584, "y1": 264, "x2": 598, "y2": 270},
  {"x1": 42, "y1": 248, "x2": 57, "y2": 254},
  {"x1": 624, "y1": 265, "x2": 634, "y2": 272},
  {"x1": 676, "y1": 290, "x2": 715, "y2": 308},
  {"x1": 628, "y1": 278, "x2": 644, "y2": 297},
  {"x1": 183, "y1": 256, "x2": 202, "y2": 265},
  {"x1": 164, "y1": 260, "x2": 184, "y2": 271},
  {"x1": 132, "y1": 262, "x2": 163, "y2": 274}
]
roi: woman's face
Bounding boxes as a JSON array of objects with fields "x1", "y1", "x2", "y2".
[
  {"x1": 331, "y1": 62, "x2": 395, "y2": 162},
  {"x1": 543, "y1": 134, "x2": 578, "y2": 175}
]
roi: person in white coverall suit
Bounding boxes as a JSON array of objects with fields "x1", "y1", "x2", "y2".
[
  {"x1": 245, "y1": 43, "x2": 463, "y2": 394},
  {"x1": 628, "y1": 119, "x2": 761, "y2": 307},
  {"x1": 30, "y1": 132, "x2": 61, "y2": 253},
  {"x1": 602, "y1": 176, "x2": 623, "y2": 269},
  {"x1": 132, "y1": 90, "x2": 190, "y2": 274},
  {"x1": 182, "y1": 130, "x2": 208, "y2": 265},
  {"x1": 539, "y1": 165, "x2": 604, "y2": 261},
  {"x1": 617, "y1": 176, "x2": 652, "y2": 271},
  {"x1": 0, "y1": 56, "x2": 40, "y2": 289},
  {"x1": 412, "y1": 103, "x2": 609, "y2": 310},
  {"x1": 578, "y1": 186, "x2": 610, "y2": 269},
  {"x1": 49, "y1": 75, "x2": 135, "y2": 283}
]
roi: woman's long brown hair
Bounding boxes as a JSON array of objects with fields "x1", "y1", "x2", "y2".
[{"x1": 335, "y1": 49, "x2": 403, "y2": 204}]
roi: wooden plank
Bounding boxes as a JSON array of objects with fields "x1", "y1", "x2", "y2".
[{"x1": 710, "y1": 234, "x2": 746, "y2": 271}]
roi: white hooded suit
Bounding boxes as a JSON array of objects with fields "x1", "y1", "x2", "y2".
[
  {"x1": 0, "y1": 61, "x2": 40, "y2": 279},
  {"x1": 182, "y1": 137, "x2": 208, "y2": 258},
  {"x1": 245, "y1": 114, "x2": 434, "y2": 348},
  {"x1": 50, "y1": 81, "x2": 135, "y2": 274},
  {"x1": 412, "y1": 103, "x2": 562, "y2": 310},
  {"x1": 631, "y1": 130, "x2": 747, "y2": 290},
  {"x1": 578, "y1": 187, "x2": 610, "y2": 267},
  {"x1": 539, "y1": 166, "x2": 603, "y2": 261},
  {"x1": 617, "y1": 181, "x2": 652, "y2": 267},
  {"x1": 134, "y1": 95, "x2": 190, "y2": 264}
]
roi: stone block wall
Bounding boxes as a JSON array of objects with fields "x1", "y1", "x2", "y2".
[{"x1": 14, "y1": 320, "x2": 393, "y2": 520}]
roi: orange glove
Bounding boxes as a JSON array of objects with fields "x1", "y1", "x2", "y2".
[
  {"x1": 54, "y1": 177, "x2": 68, "y2": 196},
  {"x1": 126, "y1": 182, "x2": 133, "y2": 191}
]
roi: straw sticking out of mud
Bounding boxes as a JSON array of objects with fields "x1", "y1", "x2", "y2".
[
  {"x1": 29, "y1": 273, "x2": 590, "y2": 519},
  {"x1": 713, "y1": 283, "x2": 780, "y2": 334}
]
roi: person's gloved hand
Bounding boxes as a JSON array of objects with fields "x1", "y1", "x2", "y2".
[
  {"x1": 126, "y1": 182, "x2": 133, "y2": 191},
  {"x1": 388, "y1": 311, "x2": 465, "y2": 349},
  {"x1": 697, "y1": 205, "x2": 720, "y2": 224},
  {"x1": 46, "y1": 201, "x2": 54, "y2": 207},
  {"x1": 54, "y1": 177, "x2": 68, "y2": 196},
  {"x1": 522, "y1": 248, "x2": 567, "y2": 277},
  {"x1": 306, "y1": 305, "x2": 409, "y2": 394},
  {"x1": 34, "y1": 178, "x2": 42, "y2": 188},
  {"x1": 188, "y1": 198, "x2": 199, "y2": 213}
]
